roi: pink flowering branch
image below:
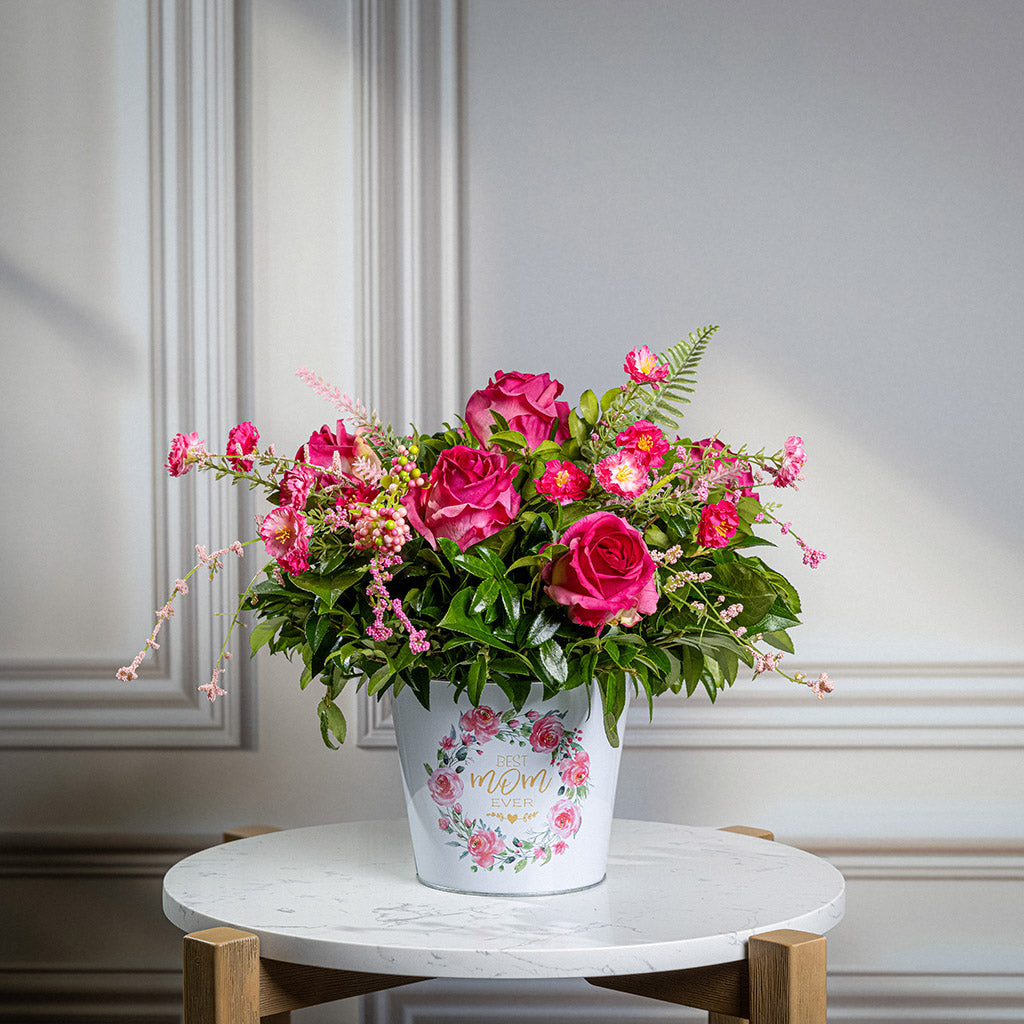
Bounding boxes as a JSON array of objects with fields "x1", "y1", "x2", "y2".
[{"x1": 116, "y1": 539, "x2": 257, "y2": 687}]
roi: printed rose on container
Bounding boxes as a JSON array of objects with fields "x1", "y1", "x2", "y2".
[{"x1": 120, "y1": 325, "x2": 834, "y2": 749}]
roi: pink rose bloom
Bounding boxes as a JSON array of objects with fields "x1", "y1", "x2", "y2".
[
  {"x1": 467, "y1": 829, "x2": 505, "y2": 868},
  {"x1": 623, "y1": 345, "x2": 670, "y2": 385},
  {"x1": 166, "y1": 431, "x2": 206, "y2": 477},
  {"x1": 438, "y1": 817, "x2": 452, "y2": 831},
  {"x1": 464, "y1": 370, "x2": 571, "y2": 450},
  {"x1": 595, "y1": 449, "x2": 650, "y2": 498},
  {"x1": 549, "y1": 798, "x2": 582, "y2": 838},
  {"x1": 615, "y1": 420, "x2": 669, "y2": 470},
  {"x1": 403, "y1": 445, "x2": 520, "y2": 551},
  {"x1": 697, "y1": 499, "x2": 739, "y2": 549},
  {"x1": 226, "y1": 421, "x2": 259, "y2": 472},
  {"x1": 542, "y1": 511, "x2": 658, "y2": 630},
  {"x1": 688, "y1": 438, "x2": 758, "y2": 499},
  {"x1": 259, "y1": 505, "x2": 314, "y2": 574},
  {"x1": 558, "y1": 750, "x2": 590, "y2": 787},
  {"x1": 459, "y1": 705, "x2": 501, "y2": 742},
  {"x1": 279, "y1": 464, "x2": 317, "y2": 509},
  {"x1": 553, "y1": 840, "x2": 569, "y2": 855},
  {"x1": 427, "y1": 767, "x2": 464, "y2": 806},
  {"x1": 529, "y1": 714, "x2": 566, "y2": 753},
  {"x1": 536, "y1": 459, "x2": 590, "y2": 505},
  {"x1": 440, "y1": 734, "x2": 456, "y2": 751},
  {"x1": 297, "y1": 421, "x2": 380, "y2": 487}
]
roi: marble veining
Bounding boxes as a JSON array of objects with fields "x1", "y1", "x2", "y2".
[{"x1": 163, "y1": 819, "x2": 845, "y2": 978}]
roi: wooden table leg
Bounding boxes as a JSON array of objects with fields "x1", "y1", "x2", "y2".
[
  {"x1": 184, "y1": 927, "x2": 261, "y2": 1024},
  {"x1": 748, "y1": 930, "x2": 827, "y2": 1024}
]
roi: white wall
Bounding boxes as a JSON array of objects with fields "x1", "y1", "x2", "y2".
[
  {"x1": 1, "y1": 1, "x2": 1021, "y2": 1022},
  {"x1": 452, "y1": 1, "x2": 1024, "y2": 1019}
]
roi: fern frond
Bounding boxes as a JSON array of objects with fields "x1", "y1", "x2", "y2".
[{"x1": 640, "y1": 324, "x2": 719, "y2": 431}]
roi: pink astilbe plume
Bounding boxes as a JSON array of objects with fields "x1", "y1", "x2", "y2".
[{"x1": 296, "y1": 366, "x2": 384, "y2": 438}]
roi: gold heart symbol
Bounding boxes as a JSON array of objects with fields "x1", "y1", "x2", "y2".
[{"x1": 507, "y1": 814, "x2": 519, "y2": 824}]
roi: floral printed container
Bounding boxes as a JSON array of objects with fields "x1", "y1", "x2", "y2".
[{"x1": 392, "y1": 681, "x2": 626, "y2": 896}]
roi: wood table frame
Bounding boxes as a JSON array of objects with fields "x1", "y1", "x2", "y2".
[{"x1": 180, "y1": 825, "x2": 828, "y2": 1024}]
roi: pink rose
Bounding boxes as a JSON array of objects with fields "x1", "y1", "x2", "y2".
[
  {"x1": 688, "y1": 438, "x2": 758, "y2": 499},
  {"x1": 558, "y1": 750, "x2": 590, "y2": 787},
  {"x1": 553, "y1": 840, "x2": 569, "y2": 855},
  {"x1": 536, "y1": 459, "x2": 591, "y2": 505},
  {"x1": 297, "y1": 421, "x2": 380, "y2": 487},
  {"x1": 529, "y1": 714, "x2": 565, "y2": 753},
  {"x1": 467, "y1": 829, "x2": 506, "y2": 868},
  {"x1": 459, "y1": 705, "x2": 501, "y2": 742},
  {"x1": 464, "y1": 371, "x2": 571, "y2": 450},
  {"x1": 226, "y1": 421, "x2": 259, "y2": 472},
  {"x1": 403, "y1": 445, "x2": 520, "y2": 551},
  {"x1": 549, "y1": 799, "x2": 581, "y2": 838},
  {"x1": 427, "y1": 767, "x2": 464, "y2": 806},
  {"x1": 259, "y1": 505, "x2": 313, "y2": 574},
  {"x1": 697, "y1": 499, "x2": 739, "y2": 549},
  {"x1": 542, "y1": 511, "x2": 658, "y2": 630},
  {"x1": 439, "y1": 817, "x2": 452, "y2": 831},
  {"x1": 166, "y1": 432, "x2": 206, "y2": 477}
]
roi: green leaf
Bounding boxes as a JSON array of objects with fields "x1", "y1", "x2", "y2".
[
  {"x1": 534, "y1": 638, "x2": 568, "y2": 686},
  {"x1": 519, "y1": 607, "x2": 562, "y2": 648},
  {"x1": 249, "y1": 616, "x2": 285, "y2": 656},
  {"x1": 579, "y1": 389, "x2": 600, "y2": 425},
  {"x1": 366, "y1": 663, "x2": 393, "y2": 696},
  {"x1": 496, "y1": 577, "x2": 522, "y2": 623},
  {"x1": 568, "y1": 408, "x2": 588, "y2": 446},
  {"x1": 467, "y1": 652, "x2": 488, "y2": 704},
  {"x1": 438, "y1": 590, "x2": 515, "y2": 652},
  {"x1": 292, "y1": 569, "x2": 364, "y2": 608},
  {"x1": 681, "y1": 645, "x2": 703, "y2": 697},
  {"x1": 471, "y1": 576, "x2": 501, "y2": 614},
  {"x1": 761, "y1": 629, "x2": 795, "y2": 653},
  {"x1": 318, "y1": 697, "x2": 347, "y2": 748}
]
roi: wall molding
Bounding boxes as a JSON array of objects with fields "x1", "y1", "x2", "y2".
[
  {"x1": 0, "y1": 0, "x2": 252, "y2": 749},
  {"x1": 359, "y1": 662, "x2": 1024, "y2": 749},
  {"x1": 354, "y1": 0, "x2": 462, "y2": 747}
]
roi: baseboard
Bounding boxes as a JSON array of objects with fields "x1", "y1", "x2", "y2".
[{"x1": 0, "y1": 970, "x2": 182, "y2": 1023}]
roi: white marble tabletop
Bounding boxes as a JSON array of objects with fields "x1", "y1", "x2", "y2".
[{"x1": 163, "y1": 819, "x2": 845, "y2": 979}]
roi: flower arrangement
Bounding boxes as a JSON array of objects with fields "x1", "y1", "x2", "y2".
[{"x1": 119, "y1": 325, "x2": 832, "y2": 747}]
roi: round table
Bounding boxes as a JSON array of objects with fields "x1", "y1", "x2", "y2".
[{"x1": 163, "y1": 819, "x2": 845, "y2": 980}]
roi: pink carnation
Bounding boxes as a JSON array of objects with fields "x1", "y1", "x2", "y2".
[
  {"x1": 615, "y1": 420, "x2": 669, "y2": 469},
  {"x1": 596, "y1": 449, "x2": 650, "y2": 498},
  {"x1": 226, "y1": 421, "x2": 259, "y2": 472},
  {"x1": 623, "y1": 345, "x2": 670, "y2": 385},
  {"x1": 536, "y1": 459, "x2": 590, "y2": 504},
  {"x1": 259, "y1": 505, "x2": 313, "y2": 574},
  {"x1": 774, "y1": 435, "x2": 806, "y2": 488},
  {"x1": 165, "y1": 432, "x2": 206, "y2": 477},
  {"x1": 279, "y1": 464, "x2": 317, "y2": 509}
]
